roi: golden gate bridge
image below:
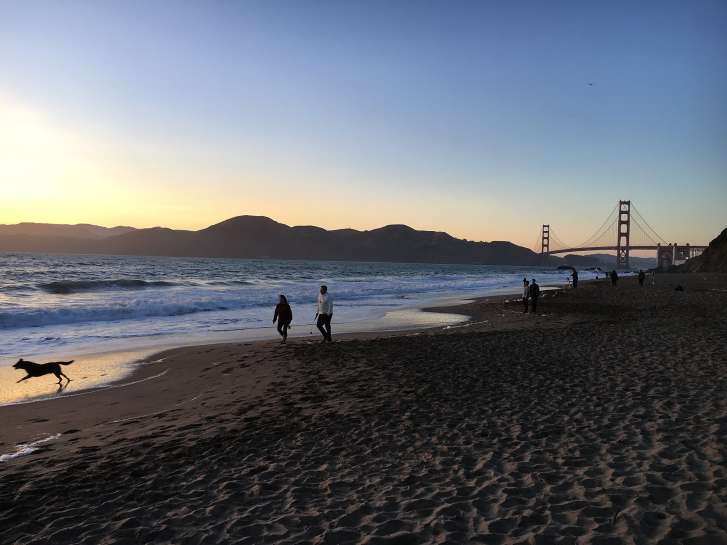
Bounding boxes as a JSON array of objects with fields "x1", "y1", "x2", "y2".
[{"x1": 533, "y1": 200, "x2": 707, "y2": 269}]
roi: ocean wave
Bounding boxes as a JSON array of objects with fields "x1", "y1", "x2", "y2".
[
  {"x1": 0, "y1": 285, "x2": 36, "y2": 293},
  {"x1": 0, "y1": 298, "x2": 244, "y2": 329},
  {"x1": 205, "y1": 280, "x2": 254, "y2": 286},
  {"x1": 39, "y1": 279, "x2": 177, "y2": 294}
]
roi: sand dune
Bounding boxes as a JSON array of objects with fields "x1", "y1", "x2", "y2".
[{"x1": 1, "y1": 275, "x2": 726, "y2": 544}]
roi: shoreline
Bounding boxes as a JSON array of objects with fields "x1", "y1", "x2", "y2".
[
  {"x1": 0, "y1": 261, "x2": 584, "y2": 367},
  {"x1": 0, "y1": 286, "x2": 544, "y2": 444},
  {"x1": 0, "y1": 275, "x2": 599, "y2": 446},
  {"x1": 0, "y1": 277, "x2": 580, "y2": 411},
  {"x1": 0, "y1": 284, "x2": 543, "y2": 407}
]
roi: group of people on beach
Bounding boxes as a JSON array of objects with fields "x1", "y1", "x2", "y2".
[
  {"x1": 272, "y1": 285, "x2": 333, "y2": 344},
  {"x1": 582, "y1": 268, "x2": 650, "y2": 288},
  {"x1": 521, "y1": 278, "x2": 540, "y2": 313},
  {"x1": 274, "y1": 269, "x2": 650, "y2": 344},
  {"x1": 609, "y1": 269, "x2": 647, "y2": 287}
]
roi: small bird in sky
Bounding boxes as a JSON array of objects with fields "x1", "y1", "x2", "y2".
[{"x1": 588, "y1": 82, "x2": 594, "y2": 86}]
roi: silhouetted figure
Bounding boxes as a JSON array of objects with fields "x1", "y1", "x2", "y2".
[
  {"x1": 273, "y1": 294, "x2": 293, "y2": 343},
  {"x1": 572, "y1": 269, "x2": 578, "y2": 289},
  {"x1": 638, "y1": 270, "x2": 645, "y2": 286},
  {"x1": 522, "y1": 278, "x2": 530, "y2": 313},
  {"x1": 610, "y1": 270, "x2": 619, "y2": 287},
  {"x1": 529, "y1": 279, "x2": 540, "y2": 314},
  {"x1": 315, "y1": 285, "x2": 333, "y2": 342}
]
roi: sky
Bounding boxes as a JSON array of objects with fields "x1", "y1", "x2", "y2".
[{"x1": 1, "y1": 0, "x2": 726, "y2": 249}]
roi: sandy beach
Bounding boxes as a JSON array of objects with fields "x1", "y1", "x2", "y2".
[
  {"x1": 1, "y1": 274, "x2": 726, "y2": 544},
  {"x1": 0, "y1": 301, "x2": 470, "y2": 407}
]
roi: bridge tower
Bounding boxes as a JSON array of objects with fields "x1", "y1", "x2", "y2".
[
  {"x1": 616, "y1": 200, "x2": 631, "y2": 269},
  {"x1": 541, "y1": 224, "x2": 550, "y2": 255}
]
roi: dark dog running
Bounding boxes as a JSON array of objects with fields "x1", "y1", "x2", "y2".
[{"x1": 13, "y1": 358, "x2": 74, "y2": 385}]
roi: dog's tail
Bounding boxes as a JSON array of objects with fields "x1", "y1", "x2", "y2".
[{"x1": 57, "y1": 360, "x2": 74, "y2": 366}]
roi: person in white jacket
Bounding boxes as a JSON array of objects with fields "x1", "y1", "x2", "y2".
[{"x1": 315, "y1": 285, "x2": 333, "y2": 342}]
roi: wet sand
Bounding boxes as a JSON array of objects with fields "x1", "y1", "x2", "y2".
[
  {"x1": 0, "y1": 348, "x2": 162, "y2": 406},
  {"x1": 1, "y1": 274, "x2": 726, "y2": 544},
  {"x1": 0, "y1": 302, "x2": 469, "y2": 407}
]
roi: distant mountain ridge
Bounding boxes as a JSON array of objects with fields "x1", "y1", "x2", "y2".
[
  {"x1": 0, "y1": 222, "x2": 136, "y2": 239},
  {"x1": 562, "y1": 253, "x2": 657, "y2": 269},
  {"x1": 0, "y1": 215, "x2": 546, "y2": 265}
]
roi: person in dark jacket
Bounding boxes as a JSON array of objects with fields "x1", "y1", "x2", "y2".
[
  {"x1": 522, "y1": 278, "x2": 530, "y2": 313},
  {"x1": 529, "y1": 279, "x2": 540, "y2": 313},
  {"x1": 638, "y1": 270, "x2": 645, "y2": 286},
  {"x1": 273, "y1": 294, "x2": 293, "y2": 343},
  {"x1": 610, "y1": 270, "x2": 619, "y2": 287}
]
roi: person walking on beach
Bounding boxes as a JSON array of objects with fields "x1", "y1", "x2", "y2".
[
  {"x1": 610, "y1": 270, "x2": 619, "y2": 287},
  {"x1": 273, "y1": 295, "x2": 293, "y2": 344},
  {"x1": 315, "y1": 285, "x2": 333, "y2": 342},
  {"x1": 638, "y1": 270, "x2": 645, "y2": 286},
  {"x1": 522, "y1": 278, "x2": 530, "y2": 313},
  {"x1": 529, "y1": 279, "x2": 540, "y2": 314}
]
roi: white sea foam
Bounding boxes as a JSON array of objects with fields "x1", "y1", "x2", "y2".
[{"x1": 0, "y1": 433, "x2": 61, "y2": 462}]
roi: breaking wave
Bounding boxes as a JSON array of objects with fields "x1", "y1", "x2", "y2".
[
  {"x1": 0, "y1": 298, "x2": 246, "y2": 329},
  {"x1": 39, "y1": 279, "x2": 177, "y2": 294}
]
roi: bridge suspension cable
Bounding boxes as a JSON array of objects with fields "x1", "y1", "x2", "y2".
[
  {"x1": 631, "y1": 204, "x2": 669, "y2": 245},
  {"x1": 630, "y1": 214, "x2": 670, "y2": 247},
  {"x1": 630, "y1": 215, "x2": 656, "y2": 245},
  {"x1": 574, "y1": 203, "x2": 619, "y2": 249},
  {"x1": 548, "y1": 229, "x2": 571, "y2": 251},
  {"x1": 536, "y1": 200, "x2": 678, "y2": 258},
  {"x1": 530, "y1": 231, "x2": 543, "y2": 253}
]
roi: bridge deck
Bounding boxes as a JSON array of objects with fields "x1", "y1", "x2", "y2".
[{"x1": 546, "y1": 245, "x2": 707, "y2": 255}]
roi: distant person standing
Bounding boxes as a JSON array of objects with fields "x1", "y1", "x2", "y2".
[
  {"x1": 522, "y1": 278, "x2": 530, "y2": 313},
  {"x1": 638, "y1": 270, "x2": 645, "y2": 286},
  {"x1": 572, "y1": 269, "x2": 579, "y2": 289},
  {"x1": 529, "y1": 279, "x2": 540, "y2": 314},
  {"x1": 315, "y1": 285, "x2": 333, "y2": 342},
  {"x1": 610, "y1": 270, "x2": 619, "y2": 287},
  {"x1": 273, "y1": 295, "x2": 293, "y2": 343}
]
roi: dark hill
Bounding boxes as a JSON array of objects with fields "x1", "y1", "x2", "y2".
[
  {"x1": 0, "y1": 215, "x2": 547, "y2": 265},
  {"x1": 676, "y1": 228, "x2": 727, "y2": 272},
  {"x1": 0, "y1": 222, "x2": 135, "y2": 239}
]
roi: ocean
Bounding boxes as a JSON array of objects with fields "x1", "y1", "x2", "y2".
[{"x1": 0, "y1": 253, "x2": 591, "y2": 363}]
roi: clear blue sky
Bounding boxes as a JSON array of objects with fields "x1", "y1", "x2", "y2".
[{"x1": 1, "y1": 0, "x2": 725, "y2": 247}]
